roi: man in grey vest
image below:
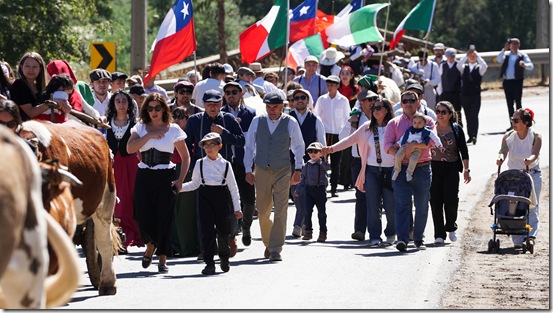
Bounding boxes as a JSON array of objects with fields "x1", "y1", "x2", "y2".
[{"x1": 244, "y1": 90, "x2": 305, "y2": 262}]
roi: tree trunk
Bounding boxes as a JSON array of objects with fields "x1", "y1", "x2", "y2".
[{"x1": 217, "y1": 0, "x2": 227, "y2": 63}]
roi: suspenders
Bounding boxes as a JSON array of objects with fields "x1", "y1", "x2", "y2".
[{"x1": 199, "y1": 159, "x2": 230, "y2": 185}]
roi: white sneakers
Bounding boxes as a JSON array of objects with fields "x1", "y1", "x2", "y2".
[
  {"x1": 292, "y1": 225, "x2": 302, "y2": 238},
  {"x1": 448, "y1": 231, "x2": 457, "y2": 242},
  {"x1": 434, "y1": 237, "x2": 445, "y2": 245}
]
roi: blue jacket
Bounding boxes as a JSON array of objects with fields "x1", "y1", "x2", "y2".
[
  {"x1": 184, "y1": 111, "x2": 245, "y2": 169},
  {"x1": 221, "y1": 104, "x2": 256, "y2": 167}
]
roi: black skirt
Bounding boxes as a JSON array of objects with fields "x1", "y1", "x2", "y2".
[{"x1": 134, "y1": 167, "x2": 176, "y2": 256}]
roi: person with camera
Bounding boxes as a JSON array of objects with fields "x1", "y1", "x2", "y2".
[
  {"x1": 497, "y1": 38, "x2": 534, "y2": 132},
  {"x1": 457, "y1": 45, "x2": 488, "y2": 144}
]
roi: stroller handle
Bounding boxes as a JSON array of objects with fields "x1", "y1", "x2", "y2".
[{"x1": 497, "y1": 164, "x2": 530, "y2": 175}]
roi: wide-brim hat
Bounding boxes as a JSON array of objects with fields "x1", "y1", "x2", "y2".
[
  {"x1": 319, "y1": 47, "x2": 345, "y2": 66},
  {"x1": 249, "y1": 62, "x2": 263, "y2": 73}
]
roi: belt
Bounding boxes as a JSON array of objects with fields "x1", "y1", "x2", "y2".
[
  {"x1": 416, "y1": 161, "x2": 431, "y2": 168},
  {"x1": 141, "y1": 148, "x2": 171, "y2": 167}
]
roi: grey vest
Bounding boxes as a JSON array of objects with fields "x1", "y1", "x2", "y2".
[{"x1": 255, "y1": 116, "x2": 291, "y2": 170}]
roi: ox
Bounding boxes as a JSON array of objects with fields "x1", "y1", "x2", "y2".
[
  {"x1": 0, "y1": 126, "x2": 80, "y2": 309},
  {"x1": 20, "y1": 120, "x2": 118, "y2": 296},
  {"x1": 377, "y1": 75, "x2": 402, "y2": 104}
]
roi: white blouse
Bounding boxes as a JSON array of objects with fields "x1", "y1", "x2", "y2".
[{"x1": 131, "y1": 122, "x2": 187, "y2": 169}]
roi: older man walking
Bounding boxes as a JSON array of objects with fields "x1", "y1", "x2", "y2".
[{"x1": 244, "y1": 90, "x2": 305, "y2": 262}]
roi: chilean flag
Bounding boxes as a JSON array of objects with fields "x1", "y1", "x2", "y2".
[
  {"x1": 289, "y1": 0, "x2": 317, "y2": 43},
  {"x1": 144, "y1": 0, "x2": 196, "y2": 85}
]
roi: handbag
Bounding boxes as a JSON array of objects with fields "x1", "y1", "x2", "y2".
[{"x1": 373, "y1": 126, "x2": 393, "y2": 191}]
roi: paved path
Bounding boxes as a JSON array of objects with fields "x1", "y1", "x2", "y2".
[{"x1": 61, "y1": 91, "x2": 549, "y2": 309}]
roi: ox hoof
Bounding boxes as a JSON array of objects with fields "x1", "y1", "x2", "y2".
[{"x1": 98, "y1": 286, "x2": 117, "y2": 296}]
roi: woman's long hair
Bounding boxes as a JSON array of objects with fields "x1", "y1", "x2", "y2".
[
  {"x1": 139, "y1": 93, "x2": 172, "y2": 124},
  {"x1": 17, "y1": 52, "x2": 47, "y2": 94},
  {"x1": 435, "y1": 101, "x2": 458, "y2": 125},
  {"x1": 369, "y1": 98, "x2": 394, "y2": 133},
  {"x1": 106, "y1": 89, "x2": 136, "y2": 123}
]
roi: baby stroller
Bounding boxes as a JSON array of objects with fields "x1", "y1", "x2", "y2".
[{"x1": 487, "y1": 167, "x2": 535, "y2": 254}]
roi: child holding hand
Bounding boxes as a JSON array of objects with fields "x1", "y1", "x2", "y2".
[{"x1": 181, "y1": 132, "x2": 242, "y2": 275}]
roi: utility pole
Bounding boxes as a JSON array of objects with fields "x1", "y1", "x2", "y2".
[
  {"x1": 536, "y1": 0, "x2": 549, "y2": 84},
  {"x1": 131, "y1": 0, "x2": 147, "y2": 74}
]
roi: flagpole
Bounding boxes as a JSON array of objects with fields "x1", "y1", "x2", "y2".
[
  {"x1": 284, "y1": 0, "x2": 290, "y2": 87},
  {"x1": 193, "y1": 51, "x2": 197, "y2": 80},
  {"x1": 377, "y1": 0, "x2": 391, "y2": 77}
]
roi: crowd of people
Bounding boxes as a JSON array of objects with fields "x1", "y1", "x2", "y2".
[{"x1": 0, "y1": 37, "x2": 541, "y2": 275}]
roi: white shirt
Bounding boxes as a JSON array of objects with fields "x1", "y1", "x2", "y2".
[
  {"x1": 244, "y1": 113, "x2": 305, "y2": 173},
  {"x1": 181, "y1": 155, "x2": 241, "y2": 212},
  {"x1": 253, "y1": 77, "x2": 278, "y2": 94},
  {"x1": 313, "y1": 91, "x2": 350, "y2": 134},
  {"x1": 456, "y1": 55, "x2": 488, "y2": 77},
  {"x1": 144, "y1": 84, "x2": 169, "y2": 101},
  {"x1": 192, "y1": 78, "x2": 225, "y2": 108},
  {"x1": 408, "y1": 60, "x2": 441, "y2": 87},
  {"x1": 131, "y1": 123, "x2": 187, "y2": 169},
  {"x1": 92, "y1": 92, "x2": 111, "y2": 117},
  {"x1": 367, "y1": 126, "x2": 395, "y2": 167},
  {"x1": 292, "y1": 109, "x2": 327, "y2": 146}
]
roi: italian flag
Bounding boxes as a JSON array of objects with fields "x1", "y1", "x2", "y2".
[
  {"x1": 323, "y1": 3, "x2": 390, "y2": 47},
  {"x1": 287, "y1": 33, "x2": 325, "y2": 70},
  {"x1": 389, "y1": 0, "x2": 437, "y2": 50},
  {"x1": 239, "y1": 0, "x2": 288, "y2": 64}
]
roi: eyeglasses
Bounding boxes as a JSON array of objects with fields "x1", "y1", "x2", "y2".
[
  {"x1": 202, "y1": 142, "x2": 219, "y2": 148},
  {"x1": 401, "y1": 98, "x2": 417, "y2": 104},
  {"x1": 0, "y1": 120, "x2": 17, "y2": 128},
  {"x1": 435, "y1": 109, "x2": 449, "y2": 115},
  {"x1": 177, "y1": 89, "x2": 193, "y2": 95},
  {"x1": 225, "y1": 90, "x2": 239, "y2": 95},
  {"x1": 147, "y1": 104, "x2": 163, "y2": 112},
  {"x1": 511, "y1": 117, "x2": 520, "y2": 123},
  {"x1": 367, "y1": 96, "x2": 379, "y2": 102},
  {"x1": 307, "y1": 149, "x2": 320, "y2": 154},
  {"x1": 294, "y1": 95, "x2": 307, "y2": 101},
  {"x1": 372, "y1": 105, "x2": 383, "y2": 111}
]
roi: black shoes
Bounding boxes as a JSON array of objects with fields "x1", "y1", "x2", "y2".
[
  {"x1": 220, "y1": 258, "x2": 230, "y2": 272},
  {"x1": 142, "y1": 255, "x2": 152, "y2": 269},
  {"x1": 202, "y1": 265, "x2": 216, "y2": 275},
  {"x1": 467, "y1": 137, "x2": 477, "y2": 145},
  {"x1": 242, "y1": 229, "x2": 251, "y2": 246},
  {"x1": 396, "y1": 241, "x2": 407, "y2": 252},
  {"x1": 158, "y1": 264, "x2": 169, "y2": 273}
]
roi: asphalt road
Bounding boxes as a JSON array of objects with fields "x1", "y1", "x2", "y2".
[{"x1": 61, "y1": 90, "x2": 549, "y2": 309}]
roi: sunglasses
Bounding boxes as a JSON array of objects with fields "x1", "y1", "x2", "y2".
[
  {"x1": 225, "y1": 90, "x2": 240, "y2": 95},
  {"x1": 511, "y1": 117, "x2": 521, "y2": 123},
  {"x1": 294, "y1": 95, "x2": 307, "y2": 101},
  {"x1": 367, "y1": 96, "x2": 379, "y2": 102},
  {"x1": 307, "y1": 149, "x2": 321, "y2": 154},
  {"x1": 202, "y1": 142, "x2": 219, "y2": 148},
  {"x1": 401, "y1": 98, "x2": 417, "y2": 104},
  {"x1": 177, "y1": 89, "x2": 193, "y2": 95},
  {"x1": 372, "y1": 105, "x2": 383, "y2": 111},
  {"x1": 147, "y1": 104, "x2": 163, "y2": 112},
  {"x1": 435, "y1": 109, "x2": 449, "y2": 115},
  {"x1": 0, "y1": 120, "x2": 17, "y2": 128}
]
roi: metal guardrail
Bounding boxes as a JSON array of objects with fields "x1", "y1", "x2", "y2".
[{"x1": 157, "y1": 48, "x2": 549, "y2": 96}]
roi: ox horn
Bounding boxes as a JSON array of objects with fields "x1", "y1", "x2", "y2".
[{"x1": 57, "y1": 168, "x2": 83, "y2": 187}]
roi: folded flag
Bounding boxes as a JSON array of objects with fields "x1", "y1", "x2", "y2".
[
  {"x1": 240, "y1": 0, "x2": 288, "y2": 64},
  {"x1": 144, "y1": 0, "x2": 196, "y2": 85},
  {"x1": 389, "y1": 0, "x2": 437, "y2": 50}
]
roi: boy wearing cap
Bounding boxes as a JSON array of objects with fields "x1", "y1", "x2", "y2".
[
  {"x1": 90, "y1": 68, "x2": 112, "y2": 116},
  {"x1": 181, "y1": 132, "x2": 243, "y2": 275},
  {"x1": 294, "y1": 142, "x2": 330, "y2": 242},
  {"x1": 111, "y1": 72, "x2": 128, "y2": 93}
]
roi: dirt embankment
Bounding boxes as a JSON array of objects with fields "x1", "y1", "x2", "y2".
[{"x1": 441, "y1": 168, "x2": 549, "y2": 309}]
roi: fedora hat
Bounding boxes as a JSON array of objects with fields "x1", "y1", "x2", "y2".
[{"x1": 319, "y1": 47, "x2": 345, "y2": 66}]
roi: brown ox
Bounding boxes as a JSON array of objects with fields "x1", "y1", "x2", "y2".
[
  {"x1": 20, "y1": 120, "x2": 118, "y2": 296},
  {"x1": 0, "y1": 126, "x2": 79, "y2": 309}
]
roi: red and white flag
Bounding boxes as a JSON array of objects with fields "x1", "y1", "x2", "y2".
[{"x1": 389, "y1": 0, "x2": 437, "y2": 50}]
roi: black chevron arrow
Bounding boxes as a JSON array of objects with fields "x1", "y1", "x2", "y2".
[{"x1": 93, "y1": 43, "x2": 113, "y2": 69}]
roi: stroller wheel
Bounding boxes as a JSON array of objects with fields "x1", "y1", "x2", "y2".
[
  {"x1": 527, "y1": 238, "x2": 535, "y2": 254},
  {"x1": 494, "y1": 239, "x2": 500, "y2": 253},
  {"x1": 522, "y1": 243, "x2": 527, "y2": 254},
  {"x1": 488, "y1": 239, "x2": 494, "y2": 253}
]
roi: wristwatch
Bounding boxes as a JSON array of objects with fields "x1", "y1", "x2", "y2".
[{"x1": 464, "y1": 169, "x2": 470, "y2": 173}]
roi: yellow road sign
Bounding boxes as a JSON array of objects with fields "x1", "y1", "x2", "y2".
[{"x1": 90, "y1": 42, "x2": 116, "y2": 72}]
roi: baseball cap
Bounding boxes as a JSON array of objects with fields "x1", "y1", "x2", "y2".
[
  {"x1": 307, "y1": 142, "x2": 323, "y2": 151},
  {"x1": 304, "y1": 55, "x2": 319, "y2": 64},
  {"x1": 89, "y1": 69, "x2": 111, "y2": 82},
  {"x1": 358, "y1": 89, "x2": 378, "y2": 101},
  {"x1": 199, "y1": 132, "x2": 222, "y2": 148},
  {"x1": 202, "y1": 89, "x2": 222, "y2": 103},
  {"x1": 406, "y1": 82, "x2": 424, "y2": 94},
  {"x1": 325, "y1": 75, "x2": 340, "y2": 84},
  {"x1": 173, "y1": 81, "x2": 194, "y2": 91},
  {"x1": 223, "y1": 63, "x2": 234, "y2": 74},
  {"x1": 445, "y1": 48, "x2": 457, "y2": 58},
  {"x1": 263, "y1": 90, "x2": 286, "y2": 104},
  {"x1": 111, "y1": 72, "x2": 128, "y2": 81},
  {"x1": 237, "y1": 67, "x2": 255, "y2": 76},
  {"x1": 129, "y1": 85, "x2": 147, "y2": 97},
  {"x1": 433, "y1": 43, "x2": 445, "y2": 50},
  {"x1": 127, "y1": 75, "x2": 143, "y2": 85},
  {"x1": 223, "y1": 81, "x2": 243, "y2": 92}
]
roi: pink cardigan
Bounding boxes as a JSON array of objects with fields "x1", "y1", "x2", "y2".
[{"x1": 331, "y1": 121, "x2": 376, "y2": 192}]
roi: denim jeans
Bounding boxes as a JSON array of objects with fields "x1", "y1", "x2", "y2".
[
  {"x1": 351, "y1": 157, "x2": 368, "y2": 234},
  {"x1": 392, "y1": 164, "x2": 432, "y2": 243},
  {"x1": 512, "y1": 167, "x2": 542, "y2": 244},
  {"x1": 364, "y1": 165, "x2": 396, "y2": 241}
]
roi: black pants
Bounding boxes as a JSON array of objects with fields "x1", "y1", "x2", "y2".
[
  {"x1": 461, "y1": 93, "x2": 481, "y2": 139},
  {"x1": 303, "y1": 185, "x2": 328, "y2": 232},
  {"x1": 232, "y1": 161, "x2": 256, "y2": 232},
  {"x1": 134, "y1": 168, "x2": 176, "y2": 257},
  {"x1": 502, "y1": 79, "x2": 524, "y2": 123},
  {"x1": 429, "y1": 161, "x2": 460, "y2": 240},
  {"x1": 326, "y1": 133, "x2": 342, "y2": 192},
  {"x1": 198, "y1": 185, "x2": 231, "y2": 266},
  {"x1": 351, "y1": 157, "x2": 368, "y2": 233},
  {"x1": 439, "y1": 91, "x2": 462, "y2": 125}
]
